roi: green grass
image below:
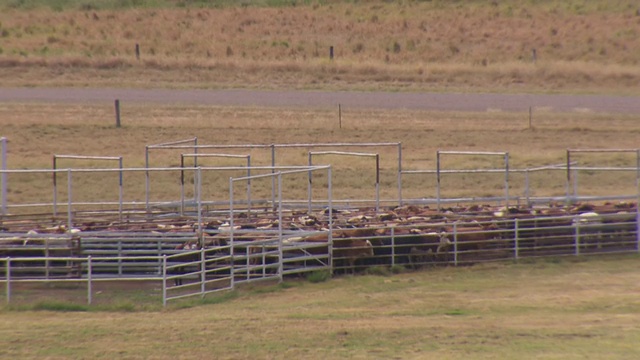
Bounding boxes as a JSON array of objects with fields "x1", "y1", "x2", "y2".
[
  {"x1": 306, "y1": 269, "x2": 331, "y2": 283},
  {"x1": 6, "y1": 300, "x2": 142, "y2": 312},
  {"x1": 30, "y1": 301, "x2": 89, "y2": 311},
  {"x1": 2, "y1": 255, "x2": 640, "y2": 358}
]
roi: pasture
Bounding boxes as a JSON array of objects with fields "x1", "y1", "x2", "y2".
[
  {"x1": 2, "y1": 102, "x2": 640, "y2": 206},
  {"x1": 2, "y1": 1, "x2": 640, "y2": 358},
  {"x1": 1, "y1": 255, "x2": 640, "y2": 358},
  {"x1": 0, "y1": 0, "x2": 639, "y2": 94}
]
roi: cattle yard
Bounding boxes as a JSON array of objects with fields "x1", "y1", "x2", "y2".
[{"x1": 1, "y1": 137, "x2": 640, "y2": 306}]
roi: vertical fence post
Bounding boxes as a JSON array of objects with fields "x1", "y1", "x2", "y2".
[
  {"x1": 636, "y1": 149, "x2": 640, "y2": 252},
  {"x1": 229, "y1": 177, "x2": 235, "y2": 290},
  {"x1": 87, "y1": 256, "x2": 92, "y2": 305},
  {"x1": 453, "y1": 223, "x2": 458, "y2": 266},
  {"x1": 135, "y1": 44, "x2": 140, "y2": 60},
  {"x1": 200, "y1": 248, "x2": 205, "y2": 297},
  {"x1": 525, "y1": 170, "x2": 530, "y2": 207},
  {"x1": 271, "y1": 144, "x2": 276, "y2": 211},
  {"x1": 375, "y1": 154, "x2": 380, "y2": 213},
  {"x1": 197, "y1": 167, "x2": 202, "y2": 236},
  {"x1": 45, "y1": 239, "x2": 50, "y2": 279},
  {"x1": 514, "y1": 218, "x2": 519, "y2": 260},
  {"x1": 162, "y1": 255, "x2": 167, "y2": 308},
  {"x1": 5, "y1": 258, "x2": 10, "y2": 305},
  {"x1": 532, "y1": 48, "x2": 537, "y2": 64},
  {"x1": 193, "y1": 138, "x2": 198, "y2": 205},
  {"x1": 118, "y1": 239, "x2": 123, "y2": 276},
  {"x1": 52, "y1": 156, "x2": 57, "y2": 217},
  {"x1": 436, "y1": 151, "x2": 441, "y2": 211},
  {"x1": 145, "y1": 146, "x2": 150, "y2": 212},
  {"x1": 504, "y1": 152, "x2": 510, "y2": 208},
  {"x1": 327, "y1": 167, "x2": 333, "y2": 275},
  {"x1": 1, "y1": 137, "x2": 7, "y2": 215},
  {"x1": 390, "y1": 227, "x2": 395, "y2": 267},
  {"x1": 180, "y1": 154, "x2": 185, "y2": 216},
  {"x1": 67, "y1": 169, "x2": 72, "y2": 231},
  {"x1": 115, "y1": 99, "x2": 121, "y2": 128},
  {"x1": 575, "y1": 216, "x2": 580, "y2": 256},
  {"x1": 156, "y1": 238, "x2": 162, "y2": 275},
  {"x1": 329, "y1": 46, "x2": 334, "y2": 60},
  {"x1": 397, "y1": 143, "x2": 402, "y2": 207},
  {"x1": 566, "y1": 149, "x2": 571, "y2": 204},
  {"x1": 118, "y1": 157, "x2": 123, "y2": 221},
  {"x1": 308, "y1": 152, "x2": 313, "y2": 214},
  {"x1": 246, "y1": 155, "x2": 252, "y2": 218},
  {"x1": 278, "y1": 172, "x2": 284, "y2": 283}
]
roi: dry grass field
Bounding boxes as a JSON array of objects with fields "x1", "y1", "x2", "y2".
[
  {"x1": 0, "y1": 0, "x2": 639, "y2": 93},
  {"x1": 1, "y1": 102, "x2": 640, "y2": 207},
  {"x1": 2, "y1": 255, "x2": 640, "y2": 359},
  {"x1": 1, "y1": 1, "x2": 640, "y2": 359}
]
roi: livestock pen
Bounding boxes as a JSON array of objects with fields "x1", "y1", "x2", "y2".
[{"x1": 1, "y1": 140, "x2": 640, "y2": 306}]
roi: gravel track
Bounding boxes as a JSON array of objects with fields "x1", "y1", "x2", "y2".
[{"x1": 1, "y1": 87, "x2": 639, "y2": 113}]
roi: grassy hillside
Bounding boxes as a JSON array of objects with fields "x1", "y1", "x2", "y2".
[{"x1": 0, "y1": 0, "x2": 639, "y2": 93}]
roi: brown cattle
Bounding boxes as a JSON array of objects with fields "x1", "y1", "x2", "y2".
[
  {"x1": 336, "y1": 229, "x2": 377, "y2": 272},
  {"x1": 286, "y1": 229, "x2": 375, "y2": 274},
  {"x1": 443, "y1": 222, "x2": 505, "y2": 260},
  {"x1": 333, "y1": 237, "x2": 374, "y2": 274},
  {"x1": 171, "y1": 230, "x2": 237, "y2": 286},
  {"x1": 405, "y1": 230, "x2": 452, "y2": 267}
]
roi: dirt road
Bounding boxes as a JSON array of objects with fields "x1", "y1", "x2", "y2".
[{"x1": 0, "y1": 87, "x2": 638, "y2": 113}]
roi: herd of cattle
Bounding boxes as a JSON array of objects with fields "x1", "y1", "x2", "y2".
[
  {"x1": 230, "y1": 200, "x2": 639, "y2": 272},
  {"x1": 1, "y1": 200, "x2": 638, "y2": 281}
]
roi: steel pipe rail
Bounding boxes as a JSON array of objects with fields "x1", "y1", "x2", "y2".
[
  {"x1": 309, "y1": 151, "x2": 380, "y2": 213},
  {"x1": 146, "y1": 141, "x2": 401, "y2": 210},
  {"x1": 53, "y1": 154, "x2": 124, "y2": 220},
  {"x1": 180, "y1": 153, "x2": 252, "y2": 216},
  {"x1": 146, "y1": 137, "x2": 198, "y2": 149},
  {"x1": 436, "y1": 150, "x2": 509, "y2": 211},
  {"x1": 566, "y1": 148, "x2": 640, "y2": 211},
  {"x1": 437, "y1": 151, "x2": 508, "y2": 156}
]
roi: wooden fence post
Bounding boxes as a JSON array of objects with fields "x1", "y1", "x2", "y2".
[
  {"x1": 115, "y1": 99, "x2": 121, "y2": 128},
  {"x1": 532, "y1": 48, "x2": 537, "y2": 64}
]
